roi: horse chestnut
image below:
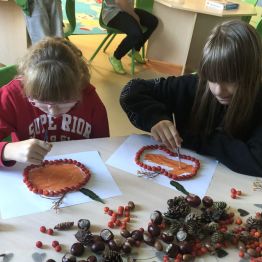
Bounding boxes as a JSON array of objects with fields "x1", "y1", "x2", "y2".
[
  {"x1": 202, "y1": 196, "x2": 213, "y2": 207},
  {"x1": 185, "y1": 194, "x2": 201, "y2": 207}
]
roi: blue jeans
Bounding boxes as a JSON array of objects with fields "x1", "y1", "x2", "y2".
[{"x1": 25, "y1": 0, "x2": 63, "y2": 44}]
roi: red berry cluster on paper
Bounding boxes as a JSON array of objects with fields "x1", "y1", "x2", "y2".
[
  {"x1": 135, "y1": 145, "x2": 200, "y2": 180},
  {"x1": 23, "y1": 159, "x2": 91, "y2": 196},
  {"x1": 104, "y1": 201, "x2": 135, "y2": 230}
]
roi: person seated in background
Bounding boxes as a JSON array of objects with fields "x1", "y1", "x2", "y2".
[
  {"x1": 102, "y1": 0, "x2": 158, "y2": 74},
  {"x1": 0, "y1": 37, "x2": 109, "y2": 167},
  {"x1": 15, "y1": 0, "x2": 63, "y2": 44},
  {"x1": 120, "y1": 20, "x2": 262, "y2": 177}
]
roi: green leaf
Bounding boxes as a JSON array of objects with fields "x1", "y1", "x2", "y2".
[
  {"x1": 237, "y1": 208, "x2": 249, "y2": 217},
  {"x1": 79, "y1": 188, "x2": 105, "y2": 204},
  {"x1": 216, "y1": 248, "x2": 228, "y2": 258},
  {"x1": 170, "y1": 180, "x2": 189, "y2": 195}
]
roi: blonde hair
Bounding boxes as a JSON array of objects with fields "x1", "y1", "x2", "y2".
[{"x1": 18, "y1": 37, "x2": 90, "y2": 102}]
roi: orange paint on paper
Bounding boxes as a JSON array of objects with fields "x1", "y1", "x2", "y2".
[{"x1": 144, "y1": 153, "x2": 194, "y2": 176}]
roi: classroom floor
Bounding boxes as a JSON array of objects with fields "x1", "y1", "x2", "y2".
[{"x1": 69, "y1": 34, "x2": 182, "y2": 137}]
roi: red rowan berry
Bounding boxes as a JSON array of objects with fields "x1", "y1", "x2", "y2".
[
  {"x1": 108, "y1": 221, "x2": 114, "y2": 228},
  {"x1": 231, "y1": 193, "x2": 237, "y2": 199},
  {"x1": 52, "y1": 240, "x2": 59, "y2": 248},
  {"x1": 104, "y1": 206, "x2": 109, "y2": 213},
  {"x1": 236, "y1": 218, "x2": 242, "y2": 225},
  {"x1": 47, "y1": 228, "x2": 54, "y2": 235},
  {"x1": 231, "y1": 188, "x2": 237, "y2": 194},
  {"x1": 36, "y1": 241, "x2": 43, "y2": 248},
  {"x1": 40, "y1": 226, "x2": 46, "y2": 233},
  {"x1": 55, "y1": 245, "x2": 62, "y2": 252}
]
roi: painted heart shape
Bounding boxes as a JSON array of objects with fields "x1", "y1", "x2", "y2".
[
  {"x1": 23, "y1": 159, "x2": 91, "y2": 196},
  {"x1": 135, "y1": 145, "x2": 200, "y2": 180}
]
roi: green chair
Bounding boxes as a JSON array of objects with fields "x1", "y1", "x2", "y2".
[
  {"x1": 0, "y1": 65, "x2": 17, "y2": 142},
  {"x1": 63, "y1": 0, "x2": 76, "y2": 38},
  {"x1": 241, "y1": 0, "x2": 258, "y2": 23},
  {"x1": 256, "y1": 18, "x2": 262, "y2": 38},
  {"x1": 88, "y1": 0, "x2": 154, "y2": 75},
  {"x1": 0, "y1": 65, "x2": 17, "y2": 87}
]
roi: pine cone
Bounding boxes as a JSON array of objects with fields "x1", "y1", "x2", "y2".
[
  {"x1": 201, "y1": 208, "x2": 226, "y2": 223},
  {"x1": 75, "y1": 230, "x2": 94, "y2": 246},
  {"x1": 102, "y1": 249, "x2": 123, "y2": 262},
  {"x1": 245, "y1": 216, "x2": 262, "y2": 230},
  {"x1": 210, "y1": 232, "x2": 224, "y2": 245},
  {"x1": 184, "y1": 213, "x2": 201, "y2": 223},
  {"x1": 213, "y1": 201, "x2": 227, "y2": 210},
  {"x1": 207, "y1": 222, "x2": 219, "y2": 233},
  {"x1": 184, "y1": 214, "x2": 201, "y2": 236},
  {"x1": 165, "y1": 196, "x2": 191, "y2": 219},
  {"x1": 168, "y1": 219, "x2": 182, "y2": 235},
  {"x1": 186, "y1": 221, "x2": 199, "y2": 236},
  {"x1": 54, "y1": 221, "x2": 74, "y2": 230}
]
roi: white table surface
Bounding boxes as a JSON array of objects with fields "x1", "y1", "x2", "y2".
[{"x1": 0, "y1": 136, "x2": 260, "y2": 261}]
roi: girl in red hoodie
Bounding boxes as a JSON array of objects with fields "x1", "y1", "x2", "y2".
[{"x1": 0, "y1": 37, "x2": 109, "y2": 167}]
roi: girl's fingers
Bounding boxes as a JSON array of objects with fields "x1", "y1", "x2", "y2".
[
  {"x1": 151, "y1": 120, "x2": 183, "y2": 149},
  {"x1": 156, "y1": 129, "x2": 173, "y2": 149},
  {"x1": 162, "y1": 127, "x2": 177, "y2": 149}
]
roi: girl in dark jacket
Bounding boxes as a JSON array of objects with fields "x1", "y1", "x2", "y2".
[{"x1": 120, "y1": 20, "x2": 262, "y2": 177}]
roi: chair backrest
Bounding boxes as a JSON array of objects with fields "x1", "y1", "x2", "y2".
[
  {"x1": 64, "y1": 0, "x2": 76, "y2": 37},
  {"x1": 241, "y1": 0, "x2": 258, "y2": 5},
  {"x1": 0, "y1": 65, "x2": 17, "y2": 142},
  {"x1": 135, "y1": 0, "x2": 154, "y2": 13},
  {"x1": 99, "y1": 1, "x2": 121, "y2": 33},
  {"x1": 256, "y1": 18, "x2": 262, "y2": 38},
  {"x1": 0, "y1": 65, "x2": 17, "y2": 88}
]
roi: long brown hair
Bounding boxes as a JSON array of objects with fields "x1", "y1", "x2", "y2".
[
  {"x1": 18, "y1": 37, "x2": 90, "y2": 102},
  {"x1": 191, "y1": 20, "x2": 262, "y2": 139}
]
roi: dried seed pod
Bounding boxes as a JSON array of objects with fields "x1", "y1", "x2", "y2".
[{"x1": 54, "y1": 221, "x2": 74, "y2": 230}]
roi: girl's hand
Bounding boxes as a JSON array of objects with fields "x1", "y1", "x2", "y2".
[
  {"x1": 151, "y1": 120, "x2": 183, "y2": 150},
  {"x1": 3, "y1": 139, "x2": 52, "y2": 165}
]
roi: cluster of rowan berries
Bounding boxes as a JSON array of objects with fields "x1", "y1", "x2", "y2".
[
  {"x1": 230, "y1": 188, "x2": 242, "y2": 199},
  {"x1": 103, "y1": 201, "x2": 135, "y2": 230},
  {"x1": 35, "y1": 225, "x2": 62, "y2": 252}
]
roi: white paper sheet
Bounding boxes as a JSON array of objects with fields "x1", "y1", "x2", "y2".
[
  {"x1": 106, "y1": 134, "x2": 218, "y2": 197},
  {"x1": 0, "y1": 151, "x2": 122, "y2": 219}
]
